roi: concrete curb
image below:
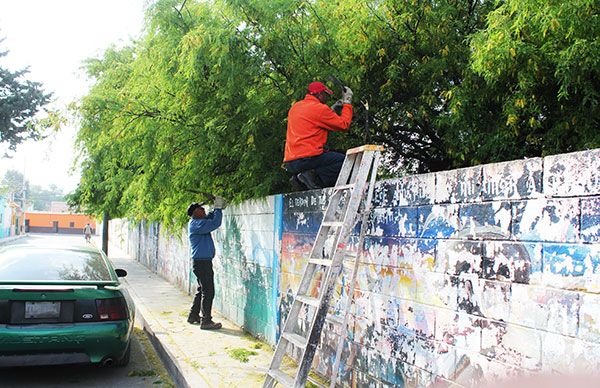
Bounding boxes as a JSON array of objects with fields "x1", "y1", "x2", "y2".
[
  {"x1": 108, "y1": 242, "x2": 214, "y2": 388},
  {"x1": 133, "y1": 300, "x2": 193, "y2": 388},
  {"x1": 0, "y1": 234, "x2": 26, "y2": 246}
]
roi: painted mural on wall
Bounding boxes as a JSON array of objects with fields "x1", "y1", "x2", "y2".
[
  {"x1": 109, "y1": 148, "x2": 600, "y2": 387},
  {"x1": 279, "y1": 149, "x2": 600, "y2": 387},
  {"x1": 109, "y1": 197, "x2": 282, "y2": 346},
  {"x1": 212, "y1": 196, "x2": 281, "y2": 344}
]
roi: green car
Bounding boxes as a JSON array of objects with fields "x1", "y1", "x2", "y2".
[{"x1": 0, "y1": 240, "x2": 134, "y2": 367}]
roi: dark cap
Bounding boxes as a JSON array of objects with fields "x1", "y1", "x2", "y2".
[{"x1": 187, "y1": 202, "x2": 204, "y2": 217}]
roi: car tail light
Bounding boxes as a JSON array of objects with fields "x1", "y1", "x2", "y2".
[{"x1": 95, "y1": 297, "x2": 128, "y2": 321}]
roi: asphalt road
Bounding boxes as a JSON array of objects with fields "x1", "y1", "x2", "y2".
[{"x1": 0, "y1": 234, "x2": 174, "y2": 388}]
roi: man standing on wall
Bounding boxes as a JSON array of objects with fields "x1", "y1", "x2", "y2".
[
  {"x1": 283, "y1": 81, "x2": 353, "y2": 190},
  {"x1": 186, "y1": 197, "x2": 226, "y2": 330}
]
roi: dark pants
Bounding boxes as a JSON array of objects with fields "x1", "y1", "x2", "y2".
[
  {"x1": 190, "y1": 259, "x2": 215, "y2": 322},
  {"x1": 284, "y1": 151, "x2": 345, "y2": 187}
]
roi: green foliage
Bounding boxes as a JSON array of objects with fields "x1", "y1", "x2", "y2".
[
  {"x1": 28, "y1": 184, "x2": 65, "y2": 211},
  {"x1": 0, "y1": 47, "x2": 52, "y2": 152},
  {"x1": 0, "y1": 169, "x2": 28, "y2": 202},
  {"x1": 226, "y1": 347, "x2": 258, "y2": 363},
  {"x1": 72, "y1": 0, "x2": 599, "y2": 227},
  {"x1": 468, "y1": 0, "x2": 600, "y2": 159}
]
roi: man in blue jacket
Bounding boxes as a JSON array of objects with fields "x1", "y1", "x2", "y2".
[{"x1": 186, "y1": 196, "x2": 225, "y2": 330}]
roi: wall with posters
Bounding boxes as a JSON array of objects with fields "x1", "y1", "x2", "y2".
[{"x1": 112, "y1": 148, "x2": 600, "y2": 387}]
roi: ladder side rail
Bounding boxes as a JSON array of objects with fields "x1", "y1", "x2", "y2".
[
  {"x1": 322, "y1": 152, "x2": 373, "y2": 264},
  {"x1": 308, "y1": 188, "x2": 350, "y2": 260},
  {"x1": 347, "y1": 152, "x2": 364, "y2": 188},
  {"x1": 328, "y1": 152, "x2": 381, "y2": 387},
  {"x1": 334, "y1": 152, "x2": 357, "y2": 187},
  {"x1": 293, "y1": 154, "x2": 376, "y2": 387},
  {"x1": 265, "y1": 155, "x2": 361, "y2": 381}
]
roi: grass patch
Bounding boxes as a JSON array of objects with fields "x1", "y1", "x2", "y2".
[
  {"x1": 226, "y1": 348, "x2": 258, "y2": 363},
  {"x1": 252, "y1": 342, "x2": 263, "y2": 349},
  {"x1": 133, "y1": 327, "x2": 175, "y2": 388},
  {"x1": 160, "y1": 311, "x2": 172, "y2": 316},
  {"x1": 128, "y1": 369, "x2": 157, "y2": 377}
]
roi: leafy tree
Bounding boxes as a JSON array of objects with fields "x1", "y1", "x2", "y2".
[
  {"x1": 0, "y1": 169, "x2": 28, "y2": 203},
  {"x1": 0, "y1": 46, "x2": 52, "y2": 151},
  {"x1": 72, "y1": 0, "x2": 599, "y2": 228},
  {"x1": 467, "y1": 0, "x2": 600, "y2": 159},
  {"x1": 28, "y1": 184, "x2": 65, "y2": 211}
]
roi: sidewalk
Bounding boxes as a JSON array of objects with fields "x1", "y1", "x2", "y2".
[{"x1": 105, "y1": 242, "x2": 275, "y2": 388}]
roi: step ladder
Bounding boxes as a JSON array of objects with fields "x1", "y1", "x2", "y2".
[{"x1": 264, "y1": 144, "x2": 383, "y2": 388}]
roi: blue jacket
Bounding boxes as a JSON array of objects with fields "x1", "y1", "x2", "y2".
[{"x1": 188, "y1": 209, "x2": 222, "y2": 260}]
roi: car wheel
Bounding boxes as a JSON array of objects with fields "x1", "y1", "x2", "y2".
[{"x1": 114, "y1": 342, "x2": 131, "y2": 367}]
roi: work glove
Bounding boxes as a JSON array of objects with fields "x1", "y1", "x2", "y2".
[
  {"x1": 330, "y1": 100, "x2": 343, "y2": 114},
  {"x1": 341, "y1": 86, "x2": 353, "y2": 104},
  {"x1": 214, "y1": 196, "x2": 226, "y2": 209}
]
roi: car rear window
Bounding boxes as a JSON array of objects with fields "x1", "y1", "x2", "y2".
[{"x1": 0, "y1": 247, "x2": 113, "y2": 281}]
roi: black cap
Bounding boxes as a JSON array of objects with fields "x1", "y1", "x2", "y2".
[{"x1": 187, "y1": 202, "x2": 204, "y2": 217}]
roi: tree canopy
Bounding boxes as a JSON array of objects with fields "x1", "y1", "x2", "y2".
[
  {"x1": 0, "y1": 47, "x2": 52, "y2": 152},
  {"x1": 72, "y1": 0, "x2": 600, "y2": 228}
]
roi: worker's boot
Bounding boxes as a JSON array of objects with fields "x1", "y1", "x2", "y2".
[
  {"x1": 297, "y1": 170, "x2": 321, "y2": 190},
  {"x1": 187, "y1": 312, "x2": 202, "y2": 325},
  {"x1": 201, "y1": 320, "x2": 222, "y2": 330}
]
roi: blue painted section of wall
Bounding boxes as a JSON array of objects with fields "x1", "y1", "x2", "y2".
[
  {"x1": 273, "y1": 194, "x2": 283, "y2": 341},
  {"x1": 582, "y1": 197, "x2": 600, "y2": 243}
]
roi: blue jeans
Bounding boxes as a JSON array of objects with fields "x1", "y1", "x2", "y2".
[{"x1": 284, "y1": 151, "x2": 345, "y2": 187}]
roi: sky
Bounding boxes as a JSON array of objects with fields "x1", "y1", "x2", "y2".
[{"x1": 0, "y1": 0, "x2": 147, "y2": 193}]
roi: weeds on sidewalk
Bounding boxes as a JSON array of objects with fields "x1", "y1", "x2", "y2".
[{"x1": 226, "y1": 348, "x2": 258, "y2": 363}]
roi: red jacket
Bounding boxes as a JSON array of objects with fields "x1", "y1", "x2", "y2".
[{"x1": 283, "y1": 94, "x2": 353, "y2": 162}]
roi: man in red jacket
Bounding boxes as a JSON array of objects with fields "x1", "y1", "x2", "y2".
[{"x1": 283, "y1": 81, "x2": 353, "y2": 190}]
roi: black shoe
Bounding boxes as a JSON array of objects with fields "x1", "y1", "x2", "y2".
[
  {"x1": 297, "y1": 170, "x2": 322, "y2": 190},
  {"x1": 187, "y1": 314, "x2": 201, "y2": 324},
  {"x1": 289, "y1": 175, "x2": 306, "y2": 191},
  {"x1": 200, "y1": 320, "x2": 222, "y2": 330}
]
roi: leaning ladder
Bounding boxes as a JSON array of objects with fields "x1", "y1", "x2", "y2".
[{"x1": 264, "y1": 145, "x2": 383, "y2": 388}]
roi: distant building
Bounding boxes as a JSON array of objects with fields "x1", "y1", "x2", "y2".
[
  {"x1": 50, "y1": 201, "x2": 69, "y2": 213},
  {"x1": 0, "y1": 195, "x2": 23, "y2": 238},
  {"x1": 24, "y1": 211, "x2": 96, "y2": 235},
  {"x1": 0, "y1": 195, "x2": 11, "y2": 238}
]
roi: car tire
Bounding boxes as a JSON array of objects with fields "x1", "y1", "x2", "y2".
[{"x1": 114, "y1": 342, "x2": 131, "y2": 367}]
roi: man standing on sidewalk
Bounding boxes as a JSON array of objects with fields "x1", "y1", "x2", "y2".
[{"x1": 186, "y1": 197, "x2": 226, "y2": 330}]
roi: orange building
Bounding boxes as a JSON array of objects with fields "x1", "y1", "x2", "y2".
[{"x1": 24, "y1": 211, "x2": 96, "y2": 235}]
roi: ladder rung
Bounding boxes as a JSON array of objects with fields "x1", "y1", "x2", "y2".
[
  {"x1": 307, "y1": 375, "x2": 327, "y2": 388},
  {"x1": 267, "y1": 369, "x2": 295, "y2": 387},
  {"x1": 347, "y1": 144, "x2": 384, "y2": 154},
  {"x1": 296, "y1": 294, "x2": 320, "y2": 307},
  {"x1": 343, "y1": 250, "x2": 357, "y2": 258},
  {"x1": 322, "y1": 221, "x2": 344, "y2": 228},
  {"x1": 309, "y1": 258, "x2": 332, "y2": 266},
  {"x1": 282, "y1": 332, "x2": 308, "y2": 349},
  {"x1": 334, "y1": 183, "x2": 355, "y2": 191}
]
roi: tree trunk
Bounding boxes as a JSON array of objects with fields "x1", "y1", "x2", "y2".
[{"x1": 102, "y1": 211, "x2": 109, "y2": 256}]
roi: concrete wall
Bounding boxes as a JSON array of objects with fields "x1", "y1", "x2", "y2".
[
  {"x1": 109, "y1": 197, "x2": 281, "y2": 344},
  {"x1": 279, "y1": 149, "x2": 600, "y2": 387},
  {"x1": 111, "y1": 148, "x2": 600, "y2": 387}
]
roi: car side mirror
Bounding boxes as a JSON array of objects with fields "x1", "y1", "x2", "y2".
[{"x1": 115, "y1": 269, "x2": 127, "y2": 278}]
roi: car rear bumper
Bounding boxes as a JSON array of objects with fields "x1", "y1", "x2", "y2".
[{"x1": 0, "y1": 321, "x2": 132, "y2": 366}]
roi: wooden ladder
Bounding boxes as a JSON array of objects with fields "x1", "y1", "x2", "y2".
[{"x1": 264, "y1": 145, "x2": 383, "y2": 388}]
